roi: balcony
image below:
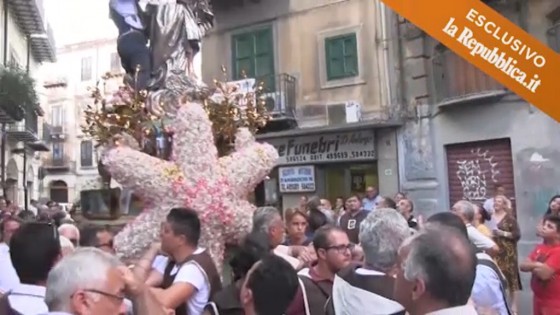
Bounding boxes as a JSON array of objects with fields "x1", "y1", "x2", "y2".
[
  {"x1": 259, "y1": 73, "x2": 297, "y2": 121},
  {"x1": 43, "y1": 76, "x2": 68, "y2": 89},
  {"x1": 50, "y1": 125, "x2": 65, "y2": 139},
  {"x1": 30, "y1": 23, "x2": 56, "y2": 63},
  {"x1": 8, "y1": 0, "x2": 56, "y2": 63},
  {"x1": 433, "y1": 48, "x2": 507, "y2": 106},
  {"x1": 8, "y1": 0, "x2": 45, "y2": 35},
  {"x1": 43, "y1": 155, "x2": 73, "y2": 171},
  {"x1": 0, "y1": 105, "x2": 23, "y2": 124},
  {"x1": 6, "y1": 108, "x2": 40, "y2": 142}
]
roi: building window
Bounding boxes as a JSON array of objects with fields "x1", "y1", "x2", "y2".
[
  {"x1": 547, "y1": 21, "x2": 560, "y2": 52},
  {"x1": 52, "y1": 143, "x2": 63, "y2": 160},
  {"x1": 80, "y1": 140, "x2": 93, "y2": 167},
  {"x1": 51, "y1": 105, "x2": 64, "y2": 126},
  {"x1": 432, "y1": 46, "x2": 502, "y2": 102},
  {"x1": 324, "y1": 33, "x2": 358, "y2": 81},
  {"x1": 110, "y1": 52, "x2": 121, "y2": 72},
  {"x1": 81, "y1": 56, "x2": 92, "y2": 81},
  {"x1": 547, "y1": 7, "x2": 560, "y2": 52},
  {"x1": 231, "y1": 27, "x2": 275, "y2": 88}
]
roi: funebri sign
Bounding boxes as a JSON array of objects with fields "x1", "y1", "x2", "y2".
[{"x1": 264, "y1": 130, "x2": 376, "y2": 165}]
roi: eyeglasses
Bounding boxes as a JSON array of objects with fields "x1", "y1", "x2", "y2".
[
  {"x1": 84, "y1": 289, "x2": 125, "y2": 302},
  {"x1": 95, "y1": 239, "x2": 114, "y2": 249},
  {"x1": 324, "y1": 243, "x2": 355, "y2": 253},
  {"x1": 68, "y1": 238, "x2": 79, "y2": 247}
]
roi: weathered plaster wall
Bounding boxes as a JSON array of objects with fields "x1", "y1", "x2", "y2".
[{"x1": 395, "y1": 1, "x2": 560, "y2": 311}]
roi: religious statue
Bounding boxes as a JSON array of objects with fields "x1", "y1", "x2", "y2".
[
  {"x1": 109, "y1": 0, "x2": 214, "y2": 117},
  {"x1": 140, "y1": 0, "x2": 214, "y2": 117},
  {"x1": 98, "y1": 0, "x2": 278, "y2": 270}
]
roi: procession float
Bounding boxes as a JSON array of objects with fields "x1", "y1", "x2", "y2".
[{"x1": 81, "y1": 0, "x2": 278, "y2": 271}]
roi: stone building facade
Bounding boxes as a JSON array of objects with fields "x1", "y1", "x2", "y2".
[{"x1": 393, "y1": 1, "x2": 560, "y2": 311}]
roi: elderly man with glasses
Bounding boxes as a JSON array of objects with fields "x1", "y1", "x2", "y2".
[{"x1": 43, "y1": 248, "x2": 170, "y2": 315}]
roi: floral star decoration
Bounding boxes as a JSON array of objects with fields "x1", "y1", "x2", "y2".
[{"x1": 101, "y1": 101, "x2": 279, "y2": 271}]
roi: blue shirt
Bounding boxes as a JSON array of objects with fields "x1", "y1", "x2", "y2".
[
  {"x1": 362, "y1": 196, "x2": 382, "y2": 212},
  {"x1": 471, "y1": 253, "x2": 509, "y2": 315}
]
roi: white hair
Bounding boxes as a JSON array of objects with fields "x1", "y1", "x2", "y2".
[
  {"x1": 59, "y1": 236, "x2": 75, "y2": 251},
  {"x1": 58, "y1": 224, "x2": 80, "y2": 239},
  {"x1": 45, "y1": 248, "x2": 122, "y2": 311},
  {"x1": 252, "y1": 206, "x2": 281, "y2": 233},
  {"x1": 359, "y1": 208, "x2": 410, "y2": 271},
  {"x1": 453, "y1": 200, "x2": 475, "y2": 222}
]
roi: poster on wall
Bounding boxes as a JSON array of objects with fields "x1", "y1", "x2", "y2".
[
  {"x1": 279, "y1": 165, "x2": 316, "y2": 193},
  {"x1": 351, "y1": 171, "x2": 366, "y2": 192}
]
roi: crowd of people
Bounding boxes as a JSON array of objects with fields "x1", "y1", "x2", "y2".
[{"x1": 0, "y1": 185, "x2": 559, "y2": 315}]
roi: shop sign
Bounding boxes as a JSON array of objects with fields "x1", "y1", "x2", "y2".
[
  {"x1": 279, "y1": 165, "x2": 316, "y2": 193},
  {"x1": 265, "y1": 130, "x2": 376, "y2": 165}
]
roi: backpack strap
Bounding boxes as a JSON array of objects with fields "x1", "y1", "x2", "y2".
[
  {"x1": 477, "y1": 257, "x2": 512, "y2": 315},
  {"x1": 298, "y1": 278, "x2": 311, "y2": 315},
  {"x1": 204, "y1": 301, "x2": 220, "y2": 315},
  {"x1": 298, "y1": 275, "x2": 331, "y2": 299}
]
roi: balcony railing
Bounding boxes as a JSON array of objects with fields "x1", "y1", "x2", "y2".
[
  {"x1": 9, "y1": 0, "x2": 46, "y2": 36},
  {"x1": 30, "y1": 22, "x2": 56, "y2": 63},
  {"x1": 43, "y1": 155, "x2": 73, "y2": 170},
  {"x1": 6, "y1": 109, "x2": 39, "y2": 142},
  {"x1": 433, "y1": 48, "x2": 507, "y2": 105},
  {"x1": 258, "y1": 73, "x2": 297, "y2": 121},
  {"x1": 51, "y1": 125, "x2": 65, "y2": 136},
  {"x1": 43, "y1": 76, "x2": 68, "y2": 89}
]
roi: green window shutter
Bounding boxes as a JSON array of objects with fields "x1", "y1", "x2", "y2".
[
  {"x1": 232, "y1": 33, "x2": 255, "y2": 79},
  {"x1": 231, "y1": 27, "x2": 275, "y2": 90},
  {"x1": 325, "y1": 33, "x2": 358, "y2": 81}
]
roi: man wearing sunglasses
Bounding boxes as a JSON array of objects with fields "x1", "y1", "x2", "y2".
[{"x1": 79, "y1": 225, "x2": 115, "y2": 254}]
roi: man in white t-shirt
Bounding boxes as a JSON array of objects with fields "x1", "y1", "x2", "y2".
[{"x1": 148, "y1": 208, "x2": 222, "y2": 315}]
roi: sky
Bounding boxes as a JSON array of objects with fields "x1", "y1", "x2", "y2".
[{"x1": 45, "y1": 0, "x2": 117, "y2": 46}]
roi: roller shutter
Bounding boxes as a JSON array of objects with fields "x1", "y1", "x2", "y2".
[{"x1": 446, "y1": 138, "x2": 516, "y2": 215}]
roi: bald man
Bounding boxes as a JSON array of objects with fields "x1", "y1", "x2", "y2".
[{"x1": 393, "y1": 227, "x2": 478, "y2": 315}]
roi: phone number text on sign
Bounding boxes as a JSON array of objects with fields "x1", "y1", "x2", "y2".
[{"x1": 285, "y1": 150, "x2": 376, "y2": 164}]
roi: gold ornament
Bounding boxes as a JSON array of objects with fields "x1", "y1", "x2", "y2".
[{"x1": 81, "y1": 69, "x2": 270, "y2": 156}]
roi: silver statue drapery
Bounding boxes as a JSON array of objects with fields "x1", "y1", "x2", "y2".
[{"x1": 139, "y1": 0, "x2": 214, "y2": 117}]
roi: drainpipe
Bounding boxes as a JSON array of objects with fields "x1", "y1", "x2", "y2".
[
  {"x1": 22, "y1": 36, "x2": 30, "y2": 211},
  {"x1": 376, "y1": 1, "x2": 393, "y2": 116},
  {"x1": 1, "y1": 0, "x2": 8, "y2": 198}
]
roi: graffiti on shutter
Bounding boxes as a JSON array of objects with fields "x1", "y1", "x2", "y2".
[
  {"x1": 446, "y1": 139, "x2": 515, "y2": 207},
  {"x1": 455, "y1": 148, "x2": 500, "y2": 200}
]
